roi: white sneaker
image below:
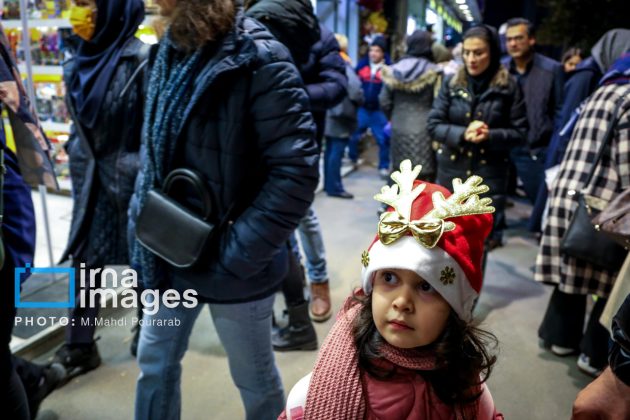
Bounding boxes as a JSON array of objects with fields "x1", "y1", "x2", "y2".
[
  {"x1": 577, "y1": 354, "x2": 603, "y2": 377},
  {"x1": 379, "y1": 168, "x2": 389, "y2": 179},
  {"x1": 550, "y1": 345, "x2": 576, "y2": 356}
]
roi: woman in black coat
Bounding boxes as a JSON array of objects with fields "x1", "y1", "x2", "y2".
[
  {"x1": 55, "y1": 0, "x2": 148, "y2": 376},
  {"x1": 427, "y1": 25, "x2": 527, "y2": 247}
]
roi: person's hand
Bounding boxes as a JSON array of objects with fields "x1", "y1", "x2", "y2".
[
  {"x1": 572, "y1": 367, "x2": 630, "y2": 419},
  {"x1": 464, "y1": 120, "x2": 489, "y2": 143}
]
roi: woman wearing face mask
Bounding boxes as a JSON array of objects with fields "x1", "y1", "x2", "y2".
[
  {"x1": 428, "y1": 25, "x2": 527, "y2": 250},
  {"x1": 53, "y1": 0, "x2": 148, "y2": 378}
]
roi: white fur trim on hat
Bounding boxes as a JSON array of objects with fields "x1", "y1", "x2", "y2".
[{"x1": 361, "y1": 236, "x2": 479, "y2": 322}]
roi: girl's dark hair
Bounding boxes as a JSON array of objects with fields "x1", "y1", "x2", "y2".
[
  {"x1": 350, "y1": 291, "x2": 498, "y2": 413},
  {"x1": 167, "y1": 0, "x2": 236, "y2": 52},
  {"x1": 562, "y1": 47, "x2": 584, "y2": 64}
]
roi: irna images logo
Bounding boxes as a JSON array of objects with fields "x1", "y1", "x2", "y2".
[
  {"x1": 14, "y1": 264, "x2": 76, "y2": 309},
  {"x1": 14, "y1": 263, "x2": 199, "y2": 315}
]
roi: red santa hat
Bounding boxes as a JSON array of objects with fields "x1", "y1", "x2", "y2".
[{"x1": 361, "y1": 160, "x2": 494, "y2": 322}]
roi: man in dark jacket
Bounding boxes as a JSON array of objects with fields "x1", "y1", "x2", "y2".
[
  {"x1": 131, "y1": 1, "x2": 318, "y2": 418},
  {"x1": 503, "y1": 18, "x2": 564, "y2": 206},
  {"x1": 54, "y1": 0, "x2": 148, "y2": 376}
]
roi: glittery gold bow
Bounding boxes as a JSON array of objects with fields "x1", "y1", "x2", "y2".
[{"x1": 378, "y1": 212, "x2": 446, "y2": 248}]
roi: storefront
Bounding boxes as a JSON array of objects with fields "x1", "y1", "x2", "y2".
[{"x1": 1, "y1": 0, "x2": 159, "y2": 267}]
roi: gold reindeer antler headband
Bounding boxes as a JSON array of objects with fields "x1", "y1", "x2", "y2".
[{"x1": 375, "y1": 160, "x2": 495, "y2": 248}]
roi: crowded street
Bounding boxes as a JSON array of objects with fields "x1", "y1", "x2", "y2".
[
  {"x1": 29, "y1": 156, "x2": 592, "y2": 419},
  {"x1": 3, "y1": 0, "x2": 630, "y2": 419}
]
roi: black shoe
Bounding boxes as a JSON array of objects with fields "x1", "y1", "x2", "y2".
[
  {"x1": 28, "y1": 363, "x2": 67, "y2": 418},
  {"x1": 53, "y1": 343, "x2": 101, "y2": 379},
  {"x1": 327, "y1": 191, "x2": 354, "y2": 199},
  {"x1": 486, "y1": 238, "x2": 503, "y2": 251},
  {"x1": 130, "y1": 325, "x2": 140, "y2": 358},
  {"x1": 272, "y1": 302, "x2": 318, "y2": 351}
]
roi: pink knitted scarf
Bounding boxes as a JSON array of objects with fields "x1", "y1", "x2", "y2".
[{"x1": 303, "y1": 297, "x2": 437, "y2": 419}]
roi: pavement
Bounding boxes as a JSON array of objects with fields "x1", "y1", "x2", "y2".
[{"x1": 20, "y1": 149, "x2": 595, "y2": 419}]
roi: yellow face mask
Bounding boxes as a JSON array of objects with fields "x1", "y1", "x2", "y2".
[{"x1": 69, "y1": 6, "x2": 96, "y2": 41}]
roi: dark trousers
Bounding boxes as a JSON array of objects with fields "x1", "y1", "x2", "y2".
[
  {"x1": 539, "y1": 287, "x2": 610, "y2": 368},
  {"x1": 324, "y1": 136, "x2": 349, "y2": 195},
  {"x1": 66, "y1": 262, "x2": 101, "y2": 345},
  {"x1": 510, "y1": 145, "x2": 546, "y2": 205},
  {"x1": 349, "y1": 108, "x2": 389, "y2": 170},
  {"x1": 436, "y1": 167, "x2": 507, "y2": 244},
  {"x1": 281, "y1": 242, "x2": 307, "y2": 308}
]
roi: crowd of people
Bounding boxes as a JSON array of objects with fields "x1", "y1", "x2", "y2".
[{"x1": 2, "y1": 0, "x2": 630, "y2": 419}]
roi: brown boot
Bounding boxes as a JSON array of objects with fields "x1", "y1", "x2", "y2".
[{"x1": 309, "y1": 281, "x2": 332, "y2": 322}]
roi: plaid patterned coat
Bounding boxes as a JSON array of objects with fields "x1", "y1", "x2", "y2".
[{"x1": 535, "y1": 83, "x2": 630, "y2": 297}]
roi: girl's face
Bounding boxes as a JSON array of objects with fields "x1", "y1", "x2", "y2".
[
  {"x1": 371, "y1": 269, "x2": 451, "y2": 349},
  {"x1": 564, "y1": 54, "x2": 582, "y2": 73},
  {"x1": 463, "y1": 37, "x2": 491, "y2": 76}
]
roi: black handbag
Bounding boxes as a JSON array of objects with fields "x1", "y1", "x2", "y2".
[
  {"x1": 560, "y1": 95, "x2": 628, "y2": 270},
  {"x1": 135, "y1": 168, "x2": 227, "y2": 268}
]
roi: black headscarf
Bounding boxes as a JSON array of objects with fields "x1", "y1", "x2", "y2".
[
  {"x1": 406, "y1": 30, "x2": 433, "y2": 60},
  {"x1": 245, "y1": 0, "x2": 320, "y2": 66},
  {"x1": 463, "y1": 24, "x2": 501, "y2": 96},
  {"x1": 69, "y1": 0, "x2": 145, "y2": 129}
]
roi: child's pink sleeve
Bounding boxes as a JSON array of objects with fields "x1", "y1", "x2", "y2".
[
  {"x1": 478, "y1": 383, "x2": 504, "y2": 419},
  {"x1": 277, "y1": 373, "x2": 312, "y2": 420}
]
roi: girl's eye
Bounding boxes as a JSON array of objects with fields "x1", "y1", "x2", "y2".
[
  {"x1": 383, "y1": 272, "x2": 397, "y2": 285},
  {"x1": 418, "y1": 281, "x2": 435, "y2": 293}
]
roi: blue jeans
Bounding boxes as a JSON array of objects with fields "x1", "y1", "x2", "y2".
[
  {"x1": 349, "y1": 107, "x2": 389, "y2": 170},
  {"x1": 135, "y1": 294, "x2": 284, "y2": 420},
  {"x1": 324, "y1": 136, "x2": 349, "y2": 195},
  {"x1": 510, "y1": 145, "x2": 546, "y2": 205},
  {"x1": 291, "y1": 207, "x2": 328, "y2": 284}
]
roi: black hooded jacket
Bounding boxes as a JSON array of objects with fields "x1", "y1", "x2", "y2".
[
  {"x1": 245, "y1": 0, "x2": 319, "y2": 66},
  {"x1": 245, "y1": 1, "x2": 347, "y2": 146}
]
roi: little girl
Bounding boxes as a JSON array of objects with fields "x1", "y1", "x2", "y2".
[{"x1": 280, "y1": 160, "x2": 502, "y2": 419}]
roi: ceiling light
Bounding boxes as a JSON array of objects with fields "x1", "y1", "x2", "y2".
[
  {"x1": 456, "y1": 0, "x2": 466, "y2": 4},
  {"x1": 459, "y1": 4, "x2": 469, "y2": 10}
]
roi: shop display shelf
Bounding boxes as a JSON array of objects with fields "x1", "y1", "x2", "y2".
[{"x1": 1, "y1": 18, "x2": 71, "y2": 29}]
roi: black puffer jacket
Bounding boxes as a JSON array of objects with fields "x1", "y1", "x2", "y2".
[
  {"x1": 245, "y1": 2, "x2": 346, "y2": 147},
  {"x1": 129, "y1": 14, "x2": 319, "y2": 303},
  {"x1": 61, "y1": 38, "x2": 147, "y2": 266},
  {"x1": 427, "y1": 65, "x2": 527, "y2": 190},
  {"x1": 244, "y1": 0, "x2": 319, "y2": 66}
]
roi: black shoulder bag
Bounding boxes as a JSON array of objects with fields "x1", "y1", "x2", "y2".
[
  {"x1": 135, "y1": 168, "x2": 235, "y2": 268},
  {"x1": 560, "y1": 95, "x2": 628, "y2": 270}
]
